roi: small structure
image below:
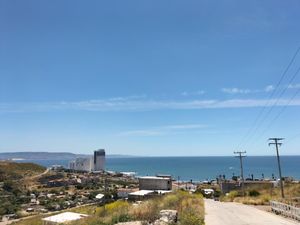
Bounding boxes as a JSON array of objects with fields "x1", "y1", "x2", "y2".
[
  {"x1": 95, "y1": 193, "x2": 105, "y2": 200},
  {"x1": 139, "y1": 176, "x2": 172, "y2": 191},
  {"x1": 50, "y1": 165, "x2": 64, "y2": 171},
  {"x1": 42, "y1": 212, "x2": 88, "y2": 224},
  {"x1": 117, "y1": 188, "x2": 138, "y2": 199},
  {"x1": 26, "y1": 208, "x2": 34, "y2": 213},
  {"x1": 128, "y1": 190, "x2": 154, "y2": 201}
]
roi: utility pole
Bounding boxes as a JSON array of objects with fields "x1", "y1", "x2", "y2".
[
  {"x1": 234, "y1": 151, "x2": 246, "y2": 196},
  {"x1": 103, "y1": 177, "x2": 108, "y2": 215},
  {"x1": 269, "y1": 138, "x2": 285, "y2": 198}
]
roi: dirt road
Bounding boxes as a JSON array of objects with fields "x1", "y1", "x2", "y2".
[{"x1": 205, "y1": 199, "x2": 298, "y2": 225}]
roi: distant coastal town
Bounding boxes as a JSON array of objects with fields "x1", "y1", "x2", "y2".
[{"x1": 0, "y1": 149, "x2": 299, "y2": 224}]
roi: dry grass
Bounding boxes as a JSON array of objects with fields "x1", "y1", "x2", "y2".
[
  {"x1": 222, "y1": 183, "x2": 300, "y2": 206},
  {"x1": 0, "y1": 161, "x2": 45, "y2": 181},
  {"x1": 12, "y1": 191, "x2": 204, "y2": 225}
]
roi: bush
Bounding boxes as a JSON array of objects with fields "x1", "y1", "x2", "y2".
[
  {"x1": 248, "y1": 189, "x2": 260, "y2": 197},
  {"x1": 226, "y1": 191, "x2": 239, "y2": 201},
  {"x1": 180, "y1": 210, "x2": 204, "y2": 225}
]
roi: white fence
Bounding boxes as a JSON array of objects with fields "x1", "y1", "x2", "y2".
[{"x1": 270, "y1": 200, "x2": 300, "y2": 221}]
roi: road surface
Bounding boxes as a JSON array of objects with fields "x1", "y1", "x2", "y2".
[{"x1": 205, "y1": 199, "x2": 299, "y2": 225}]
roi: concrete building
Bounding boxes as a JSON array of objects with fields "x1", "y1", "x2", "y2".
[
  {"x1": 74, "y1": 157, "x2": 93, "y2": 172},
  {"x1": 139, "y1": 176, "x2": 172, "y2": 191},
  {"x1": 93, "y1": 149, "x2": 105, "y2": 171},
  {"x1": 68, "y1": 149, "x2": 106, "y2": 172}
]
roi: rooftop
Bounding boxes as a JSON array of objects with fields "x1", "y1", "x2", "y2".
[
  {"x1": 139, "y1": 176, "x2": 170, "y2": 180},
  {"x1": 129, "y1": 190, "x2": 154, "y2": 196},
  {"x1": 42, "y1": 212, "x2": 88, "y2": 223}
]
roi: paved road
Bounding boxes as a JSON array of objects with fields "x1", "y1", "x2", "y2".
[{"x1": 205, "y1": 199, "x2": 299, "y2": 225}]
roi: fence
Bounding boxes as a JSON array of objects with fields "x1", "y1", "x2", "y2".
[{"x1": 270, "y1": 200, "x2": 300, "y2": 221}]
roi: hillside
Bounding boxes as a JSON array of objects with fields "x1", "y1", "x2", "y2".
[{"x1": 0, "y1": 161, "x2": 46, "y2": 182}]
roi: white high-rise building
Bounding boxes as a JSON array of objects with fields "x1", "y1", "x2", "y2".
[
  {"x1": 93, "y1": 149, "x2": 105, "y2": 171},
  {"x1": 74, "y1": 157, "x2": 93, "y2": 172}
]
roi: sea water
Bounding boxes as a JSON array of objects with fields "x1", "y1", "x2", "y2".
[{"x1": 20, "y1": 156, "x2": 300, "y2": 181}]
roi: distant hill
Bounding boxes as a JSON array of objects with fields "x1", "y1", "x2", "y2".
[
  {"x1": 0, "y1": 152, "x2": 82, "y2": 160},
  {"x1": 0, "y1": 152, "x2": 136, "y2": 160}
]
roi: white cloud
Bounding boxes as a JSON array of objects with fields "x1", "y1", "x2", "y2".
[
  {"x1": 1, "y1": 97, "x2": 300, "y2": 113},
  {"x1": 264, "y1": 85, "x2": 275, "y2": 92},
  {"x1": 181, "y1": 90, "x2": 205, "y2": 96},
  {"x1": 119, "y1": 123, "x2": 207, "y2": 136},
  {"x1": 222, "y1": 85, "x2": 275, "y2": 94},
  {"x1": 287, "y1": 84, "x2": 300, "y2": 89},
  {"x1": 222, "y1": 88, "x2": 251, "y2": 94}
]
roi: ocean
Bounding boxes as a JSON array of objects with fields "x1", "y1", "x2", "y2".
[{"x1": 19, "y1": 156, "x2": 300, "y2": 181}]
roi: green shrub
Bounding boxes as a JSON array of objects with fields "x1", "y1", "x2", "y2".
[
  {"x1": 248, "y1": 189, "x2": 260, "y2": 197},
  {"x1": 180, "y1": 210, "x2": 204, "y2": 225},
  {"x1": 226, "y1": 191, "x2": 239, "y2": 201}
]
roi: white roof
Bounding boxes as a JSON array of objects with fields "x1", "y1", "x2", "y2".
[
  {"x1": 129, "y1": 190, "x2": 154, "y2": 196},
  {"x1": 42, "y1": 212, "x2": 88, "y2": 223},
  {"x1": 139, "y1": 176, "x2": 170, "y2": 180},
  {"x1": 95, "y1": 193, "x2": 104, "y2": 199}
]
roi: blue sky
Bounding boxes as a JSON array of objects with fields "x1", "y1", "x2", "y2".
[{"x1": 1, "y1": 0, "x2": 300, "y2": 156}]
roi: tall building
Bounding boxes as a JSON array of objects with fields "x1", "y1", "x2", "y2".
[
  {"x1": 68, "y1": 161, "x2": 75, "y2": 170},
  {"x1": 93, "y1": 149, "x2": 105, "y2": 171},
  {"x1": 74, "y1": 157, "x2": 93, "y2": 172}
]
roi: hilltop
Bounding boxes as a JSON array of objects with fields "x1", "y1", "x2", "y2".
[{"x1": 0, "y1": 161, "x2": 46, "y2": 181}]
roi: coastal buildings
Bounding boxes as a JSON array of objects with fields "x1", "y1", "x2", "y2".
[
  {"x1": 74, "y1": 157, "x2": 93, "y2": 172},
  {"x1": 139, "y1": 176, "x2": 172, "y2": 191},
  {"x1": 69, "y1": 149, "x2": 105, "y2": 172}
]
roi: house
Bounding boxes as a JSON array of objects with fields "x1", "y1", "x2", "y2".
[
  {"x1": 117, "y1": 188, "x2": 139, "y2": 199},
  {"x1": 139, "y1": 176, "x2": 172, "y2": 191}
]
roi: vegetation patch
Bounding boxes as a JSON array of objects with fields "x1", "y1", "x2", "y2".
[{"x1": 11, "y1": 191, "x2": 204, "y2": 225}]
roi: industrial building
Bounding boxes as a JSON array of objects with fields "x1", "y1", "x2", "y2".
[
  {"x1": 139, "y1": 176, "x2": 172, "y2": 191},
  {"x1": 68, "y1": 149, "x2": 105, "y2": 172}
]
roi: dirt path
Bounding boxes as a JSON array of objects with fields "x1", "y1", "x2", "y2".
[{"x1": 205, "y1": 199, "x2": 299, "y2": 225}]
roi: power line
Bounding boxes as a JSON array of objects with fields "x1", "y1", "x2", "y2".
[
  {"x1": 236, "y1": 47, "x2": 300, "y2": 150},
  {"x1": 255, "y1": 80, "x2": 300, "y2": 141},
  {"x1": 246, "y1": 61, "x2": 300, "y2": 149},
  {"x1": 241, "y1": 50, "x2": 300, "y2": 149},
  {"x1": 285, "y1": 132, "x2": 300, "y2": 146}
]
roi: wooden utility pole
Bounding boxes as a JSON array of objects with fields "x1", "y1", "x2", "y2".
[
  {"x1": 234, "y1": 151, "x2": 246, "y2": 196},
  {"x1": 269, "y1": 138, "x2": 285, "y2": 198}
]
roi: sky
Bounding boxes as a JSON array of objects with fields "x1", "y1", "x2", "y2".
[{"x1": 1, "y1": 0, "x2": 300, "y2": 156}]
